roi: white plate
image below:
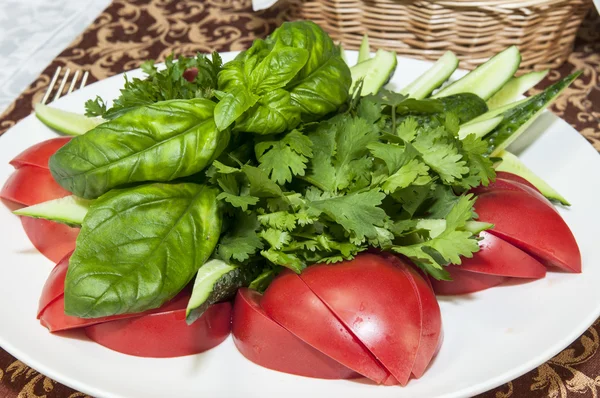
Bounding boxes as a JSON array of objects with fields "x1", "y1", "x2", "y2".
[{"x1": 0, "y1": 51, "x2": 599, "y2": 398}]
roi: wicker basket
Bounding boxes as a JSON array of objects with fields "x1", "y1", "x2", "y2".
[{"x1": 286, "y1": 0, "x2": 592, "y2": 70}]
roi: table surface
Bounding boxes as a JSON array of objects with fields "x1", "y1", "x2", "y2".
[{"x1": 0, "y1": 1, "x2": 598, "y2": 397}]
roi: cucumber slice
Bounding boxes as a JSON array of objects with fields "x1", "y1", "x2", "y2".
[
  {"x1": 400, "y1": 51, "x2": 459, "y2": 99},
  {"x1": 416, "y1": 219, "x2": 492, "y2": 238},
  {"x1": 495, "y1": 150, "x2": 570, "y2": 205},
  {"x1": 14, "y1": 195, "x2": 92, "y2": 226},
  {"x1": 464, "y1": 221, "x2": 494, "y2": 235},
  {"x1": 186, "y1": 259, "x2": 259, "y2": 324},
  {"x1": 487, "y1": 71, "x2": 581, "y2": 157},
  {"x1": 458, "y1": 116, "x2": 503, "y2": 140},
  {"x1": 351, "y1": 49, "x2": 398, "y2": 96},
  {"x1": 357, "y1": 34, "x2": 371, "y2": 64},
  {"x1": 432, "y1": 46, "x2": 521, "y2": 100},
  {"x1": 35, "y1": 104, "x2": 104, "y2": 136},
  {"x1": 465, "y1": 97, "x2": 529, "y2": 125},
  {"x1": 487, "y1": 70, "x2": 548, "y2": 110}
]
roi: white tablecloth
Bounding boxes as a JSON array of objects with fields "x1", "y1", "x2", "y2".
[{"x1": 0, "y1": 0, "x2": 111, "y2": 114}]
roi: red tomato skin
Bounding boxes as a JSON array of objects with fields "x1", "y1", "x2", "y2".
[
  {"x1": 21, "y1": 217, "x2": 79, "y2": 263},
  {"x1": 38, "y1": 251, "x2": 73, "y2": 317},
  {"x1": 459, "y1": 231, "x2": 546, "y2": 278},
  {"x1": 299, "y1": 253, "x2": 422, "y2": 386},
  {"x1": 472, "y1": 177, "x2": 554, "y2": 210},
  {"x1": 382, "y1": 254, "x2": 442, "y2": 379},
  {"x1": 10, "y1": 137, "x2": 71, "y2": 169},
  {"x1": 431, "y1": 266, "x2": 507, "y2": 295},
  {"x1": 85, "y1": 302, "x2": 232, "y2": 358},
  {"x1": 474, "y1": 190, "x2": 581, "y2": 273},
  {"x1": 495, "y1": 171, "x2": 540, "y2": 192},
  {"x1": 1, "y1": 165, "x2": 71, "y2": 206},
  {"x1": 183, "y1": 68, "x2": 199, "y2": 82},
  {"x1": 232, "y1": 288, "x2": 358, "y2": 379},
  {"x1": 261, "y1": 270, "x2": 389, "y2": 384}
]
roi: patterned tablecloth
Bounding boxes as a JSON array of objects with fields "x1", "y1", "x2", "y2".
[{"x1": 0, "y1": 1, "x2": 598, "y2": 397}]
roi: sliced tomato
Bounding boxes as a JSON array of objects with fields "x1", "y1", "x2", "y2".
[
  {"x1": 232, "y1": 288, "x2": 358, "y2": 379},
  {"x1": 261, "y1": 270, "x2": 389, "y2": 384},
  {"x1": 38, "y1": 251, "x2": 73, "y2": 317},
  {"x1": 21, "y1": 217, "x2": 78, "y2": 263},
  {"x1": 474, "y1": 190, "x2": 581, "y2": 272},
  {"x1": 10, "y1": 137, "x2": 71, "y2": 169},
  {"x1": 299, "y1": 254, "x2": 422, "y2": 386},
  {"x1": 430, "y1": 266, "x2": 507, "y2": 295},
  {"x1": 1, "y1": 165, "x2": 70, "y2": 206},
  {"x1": 460, "y1": 231, "x2": 546, "y2": 278},
  {"x1": 495, "y1": 171, "x2": 540, "y2": 192},
  {"x1": 472, "y1": 176, "x2": 553, "y2": 209},
  {"x1": 85, "y1": 301, "x2": 232, "y2": 358},
  {"x1": 386, "y1": 255, "x2": 442, "y2": 379}
]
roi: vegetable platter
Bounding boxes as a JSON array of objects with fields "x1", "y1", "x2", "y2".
[{"x1": 0, "y1": 21, "x2": 599, "y2": 398}]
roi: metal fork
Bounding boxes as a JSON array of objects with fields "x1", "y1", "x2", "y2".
[{"x1": 40, "y1": 67, "x2": 90, "y2": 104}]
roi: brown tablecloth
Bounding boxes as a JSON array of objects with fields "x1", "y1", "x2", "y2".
[{"x1": 0, "y1": 1, "x2": 598, "y2": 397}]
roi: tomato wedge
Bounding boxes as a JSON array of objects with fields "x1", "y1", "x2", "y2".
[
  {"x1": 232, "y1": 288, "x2": 358, "y2": 379},
  {"x1": 10, "y1": 137, "x2": 71, "y2": 169},
  {"x1": 384, "y1": 254, "x2": 442, "y2": 379},
  {"x1": 299, "y1": 254, "x2": 422, "y2": 386},
  {"x1": 38, "y1": 251, "x2": 73, "y2": 317},
  {"x1": 261, "y1": 270, "x2": 389, "y2": 384},
  {"x1": 85, "y1": 301, "x2": 232, "y2": 358},
  {"x1": 472, "y1": 176, "x2": 554, "y2": 210},
  {"x1": 21, "y1": 217, "x2": 78, "y2": 263},
  {"x1": 474, "y1": 190, "x2": 581, "y2": 272},
  {"x1": 495, "y1": 171, "x2": 540, "y2": 192},
  {"x1": 431, "y1": 267, "x2": 507, "y2": 295},
  {"x1": 1, "y1": 165, "x2": 71, "y2": 206}
]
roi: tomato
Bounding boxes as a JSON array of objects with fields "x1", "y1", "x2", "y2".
[
  {"x1": 430, "y1": 266, "x2": 507, "y2": 295},
  {"x1": 474, "y1": 190, "x2": 581, "y2": 272},
  {"x1": 183, "y1": 68, "x2": 199, "y2": 82},
  {"x1": 261, "y1": 270, "x2": 389, "y2": 384},
  {"x1": 459, "y1": 231, "x2": 546, "y2": 278},
  {"x1": 21, "y1": 217, "x2": 78, "y2": 263},
  {"x1": 232, "y1": 288, "x2": 358, "y2": 379},
  {"x1": 472, "y1": 176, "x2": 553, "y2": 210},
  {"x1": 85, "y1": 302, "x2": 232, "y2": 358},
  {"x1": 383, "y1": 254, "x2": 442, "y2": 379},
  {"x1": 10, "y1": 137, "x2": 71, "y2": 169},
  {"x1": 0, "y1": 165, "x2": 71, "y2": 206},
  {"x1": 495, "y1": 171, "x2": 540, "y2": 192},
  {"x1": 300, "y1": 254, "x2": 422, "y2": 386},
  {"x1": 38, "y1": 251, "x2": 73, "y2": 317}
]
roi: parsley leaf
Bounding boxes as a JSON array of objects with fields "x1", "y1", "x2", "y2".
[{"x1": 256, "y1": 130, "x2": 313, "y2": 184}]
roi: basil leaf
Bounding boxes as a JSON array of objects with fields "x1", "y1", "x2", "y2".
[
  {"x1": 50, "y1": 99, "x2": 230, "y2": 199},
  {"x1": 64, "y1": 183, "x2": 221, "y2": 318}
]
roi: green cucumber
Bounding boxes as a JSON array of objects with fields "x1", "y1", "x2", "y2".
[
  {"x1": 13, "y1": 195, "x2": 92, "y2": 227},
  {"x1": 495, "y1": 150, "x2": 570, "y2": 205},
  {"x1": 400, "y1": 51, "x2": 459, "y2": 99},
  {"x1": 351, "y1": 49, "x2": 398, "y2": 96},
  {"x1": 487, "y1": 71, "x2": 581, "y2": 156},
  {"x1": 438, "y1": 93, "x2": 488, "y2": 124},
  {"x1": 357, "y1": 34, "x2": 371, "y2": 64},
  {"x1": 416, "y1": 219, "x2": 492, "y2": 238},
  {"x1": 186, "y1": 259, "x2": 259, "y2": 324},
  {"x1": 464, "y1": 221, "x2": 494, "y2": 235},
  {"x1": 465, "y1": 97, "x2": 529, "y2": 125},
  {"x1": 487, "y1": 70, "x2": 548, "y2": 110},
  {"x1": 432, "y1": 46, "x2": 521, "y2": 100},
  {"x1": 458, "y1": 115, "x2": 503, "y2": 140},
  {"x1": 35, "y1": 104, "x2": 104, "y2": 136}
]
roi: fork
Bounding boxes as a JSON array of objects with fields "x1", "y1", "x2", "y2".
[{"x1": 40, "y1": 67, "x2": 90, "y2": 105}]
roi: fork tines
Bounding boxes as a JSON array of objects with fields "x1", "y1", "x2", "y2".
[{"x1": 41, "y1": 67, "x2": 89, "y2": 104}]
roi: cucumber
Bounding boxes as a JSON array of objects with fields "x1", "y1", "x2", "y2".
[
  {"x1": 400, "y1": 51, "x2": 459, "y2": 99},
  {"x1": 416, "y1": 219, "x2": 492, "y2": 238},
  {"x1": 465, "y1": 97, "x2": 529, "y2": 125},
  {"x1": 432, "y1": 46, "x2": 521, "y2": 100},
  {"x1": 357, "y1": 34, "x2": 371, "y2": 64},
  {"x1": 487, "y1": 69, "x2": 548, "y2": 110},
  {"x1": 186, "y1": 259, "x2": 259, "y2": 324},
  {"x1": 495, "y1": 150, "x2": 570, "y2": 205},
  {"x1": 438, "y1": 93, "x2": 488, "y2": 124},
  {"x1": 351, "y1": 49, "x2": 398, "y2": 96},
  {"x1": 13, "y1": 195, "x2": 92, "y2": 227},
  {"x1": 35, "y1": 104, "x2": 104, "y2": 136},
  {"x1": 487, "y1": 71, "x2": 581, "y2": 156},
  {"x1": 458, "y1": 116, "x2": 503, "y2": 140}
]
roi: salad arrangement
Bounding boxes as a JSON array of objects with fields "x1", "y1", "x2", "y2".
[{"x1": 0, "y1": 20, "x2": 582, "y2": 386}]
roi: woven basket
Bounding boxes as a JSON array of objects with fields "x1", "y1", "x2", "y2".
[{"x1": 285, "y1": 0, "x2": 592, "y2": 70}]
